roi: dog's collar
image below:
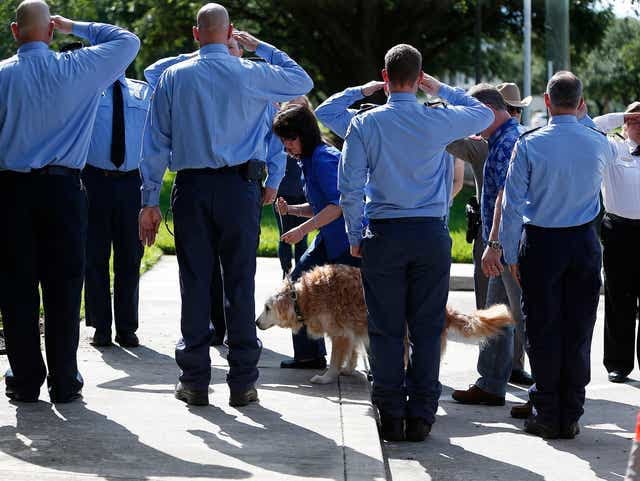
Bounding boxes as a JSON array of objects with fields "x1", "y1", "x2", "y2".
[{"x1": 289, "y1": 286, "x2": 304, "y2": 323}]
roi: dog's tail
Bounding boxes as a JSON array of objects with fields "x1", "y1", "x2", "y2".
[{"x1": 445, "y1": 304, "x2": 514, "y2": 339}]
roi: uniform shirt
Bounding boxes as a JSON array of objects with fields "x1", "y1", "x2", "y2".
[
  {"x1": 87, "y1": 77, "x2": 151, "y2": 171},
  {"x1": 338, "y1": 85, "x2": 494, "y2": 247},
  {"x1": 500, "y1": 115, "x2": 618, "y2": 264},
  {"x1": 140, "y1": 41, "x2": 309, "y2": 205},
  {"x1": 480, "y1": 118, "x2": 525, "y2": 241},
  {"x1": 315, "y1": 86, "x2": 365, "y2": 139},
  {"x1": 593, "y1": 113, "x2": 640, "y2": 219},
  {"x1": 0, "y1": 22, "x2": 140, "y2": 171},
  {"x1": 301, "y1": 144, "x2": 350, "y2": 259}
]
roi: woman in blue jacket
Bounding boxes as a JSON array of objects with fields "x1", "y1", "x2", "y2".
[{"x1": 273, "y1": 105, "x2": 360, "y2": 369}]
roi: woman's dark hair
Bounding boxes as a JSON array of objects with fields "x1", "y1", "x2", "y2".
[{"x1": 273, "y1": 104, "x2": 323, "y2": 158}]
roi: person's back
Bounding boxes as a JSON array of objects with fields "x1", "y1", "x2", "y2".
[
  {"x1": 0, "y1": 19, "x2": 139, "y2": 171},
  {"x1": 520, "y1": 119, "x2": 611, "y2": 227}
]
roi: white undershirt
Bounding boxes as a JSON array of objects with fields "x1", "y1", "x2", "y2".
[{"x1": 593, "y1": 113, "x2": 640, "y2": 220}]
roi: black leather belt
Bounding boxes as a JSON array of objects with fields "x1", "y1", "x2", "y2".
[
  {"x1": 370, "y1": 216, "x2": 445, "y2": 224},
  {"x1": 606, "y1": 212, "x2": 640, "y2": 225},
  {"x1": 84, "y1": 164, "x2": 139, "y2": 178},
  {"x1": 179, "y1": 164, "x2": 247, "y2": 175},
  {"x1": 30, "y1": 166, "x2": 81, "y2": 177}
]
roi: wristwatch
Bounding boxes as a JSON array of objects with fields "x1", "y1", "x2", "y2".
[{"x1": 488, "y1": 240, "x2": 502, "y2": 251}]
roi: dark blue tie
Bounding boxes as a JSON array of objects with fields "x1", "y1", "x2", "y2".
[{"x1": 111, "y1": 82, "x2": 125, "y2": 168}]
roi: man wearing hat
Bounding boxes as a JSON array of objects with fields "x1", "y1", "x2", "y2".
[
  {"x1": 497, "y1": 82, "x2": 532, "y2": 123},
  {"x1": 591, "y1": 103, "x2": 640, "y2": 384}
]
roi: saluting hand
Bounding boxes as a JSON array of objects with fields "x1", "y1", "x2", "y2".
[
  {"x1": 233, "y1": 30, "x2": 260, "y2": 52},
  {"x1": 418, "y1": 73, "x2": 442, "y2": 96},
  {"x1": 51, "y1": 15, "x2": 73, "y2": 34},
  {"x1": 275, "y1": 197, "x2": 288, "y2": 216},
  {"x1": 139, "y1": 206, "x2": 162, "y2": 247},
  {"x1": 360, "y1": 81, "x2": 386, "y2": 97}
]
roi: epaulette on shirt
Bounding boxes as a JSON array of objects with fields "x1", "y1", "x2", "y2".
[
  {"x1": 587, "y1": 126, "x2": 607, "y2": 136},
  {"x1": 425, "y1": 100, "x2": 448, "y2": 109},
  {"x1": 611, "y1": 132, "x2": 625, "y2": 141},
  {"x1": 355, "y1": 103, "x2": 379, "y2": 116},
  {"x1": 519, "y1": 126, "x2": 543, "y2": 139}
]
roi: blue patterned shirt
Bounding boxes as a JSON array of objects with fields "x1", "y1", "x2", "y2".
[{"x1": 481, "y1": 118, "x2": 525, "y2": 241}]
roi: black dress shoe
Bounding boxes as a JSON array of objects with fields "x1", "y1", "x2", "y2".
[
  {"x1": 175, "y1": 383, "x2": 209, "y2": 406},
  {"x1": 509, "y1": 369, "x2": 534, "y2": 386},
  {"x1": 50, "y1": 391, "x2": 83, "y2": 404},
  {"x1": 5, "y1": 387, "x2": 39, "y2": 403},
  {"x1": 229, "y1": 387, "x2": 259, "y2": 407},
  {"x1": 524, "y1": 416, "x2": 559, "y2": 439},
  {"x1": 559, "y1": 422, "x2": 580, "y2": 439},
  {"x1": 91, "y1": 331, "x2": 113, "y2": 347},
  {"x1": 405, "y1": 417, "x2": 431, "y2": 442},
  {"x1": 280, "y1": 358, "x2": 327, "y2": 370},
  {"x1": 115, "y1": 332, "x2": 140, "y2": 348},
  {"x1": 608, "y1": 370, "x2": 630, "y2": 383},
  {"x1": 379, "y1": 413, "x2": 405, "y2": 442}
]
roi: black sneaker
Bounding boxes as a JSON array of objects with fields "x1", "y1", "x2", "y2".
[
  {"x1": 509, "y1": 369, "x2": 534, "y2": 386},
  {"x1": 229, "y1": 387, "x2": 259, "y2": 407},
  {"x1": 115, "y1": 332, "x2": 140, "y2": 348},
  {"x1": 607, "y1": 370, "x2": 630, "y2": 383},
  {"x1": 175, "y1": 383, "x2": 209, "y2": 406},
  {"x1": 91, "y1": 331, "x2": 113, "y2": 347},
  {"x1": 50, "y1": 391, "x2": 83, "y2": 404},
  {"x1": 379, "y1": 413, "x2": 405, "y2": 442},
  {"x1": 405, "y1": 417, "x2": 431, "y2": 442},
  {"x1": 5, "y1": 386, "x2": 39, "y2": 403}
]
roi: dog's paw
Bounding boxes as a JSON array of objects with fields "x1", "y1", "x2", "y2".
[{"x1": 310, "y1": 373, "x2": 338, "y2": 384}]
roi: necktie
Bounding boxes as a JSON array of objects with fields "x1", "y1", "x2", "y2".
[
  {"x1": 631, "y1": 145, "x2": 640, "y2": 157},
  {"x1": 111, "y1": 81, "x2": 126, "y2": 168}
]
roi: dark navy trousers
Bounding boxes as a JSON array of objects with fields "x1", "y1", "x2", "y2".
[
  {"x1": 0, "y1": 171, "x2": 86, "y2": 400},
  {"x1": 172, "y1": 169, "x2": 262, "y2": 392},
  {"x1": 210, "y1": 255, "x2": 226, "y2": 340},
  {"x1": 273, "y1": 195, "x2": 308, "y2": 277},
  {"x1": 362, "y1": 218, "x2": 451, "y2": 422},
  {"x1": 82, "y1": 167, "x2": 143, "y2": 336},
  {"x1": 519, "y1": 222, "x2": 602, "y2": 427},
  {"x1": 289, "y1": 237, "x2": 360, "y2": 361}
]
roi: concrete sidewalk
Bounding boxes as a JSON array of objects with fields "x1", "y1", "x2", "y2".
[
  {"x1": 0, "y1": 257, "x2": 385, "y2": 481},
  {"x1": 0, "y1": 257, "x2": 637, "y2": 481}
]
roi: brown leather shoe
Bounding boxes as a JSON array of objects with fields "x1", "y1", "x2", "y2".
[
  {"x1": 452, "y1": 385, "x2": 505, "y2": 406},
  {"x1": 510, "y1": 401, "x2": 532, "y2": 419}
]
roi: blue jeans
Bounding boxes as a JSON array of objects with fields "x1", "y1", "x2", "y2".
[
  {"x1": 290, "y1": 236, "x2": 360, "y2": 360},
  {"x1": 475, "y1": 265, "x2": 525, "y2": 397}
]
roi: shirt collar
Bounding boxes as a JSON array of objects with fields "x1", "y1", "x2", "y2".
[
  {"x1": 549, "y1": 114, "x2": 579, "y2": 125},
  {"x1": 199, "y1": 43, "x2": 230, "y2": 57},
  {"x1": 388, "y1": 93, "x2": 417, "y2": 104},
  {"x1": 488, "y1": 117, "x2": 519, "y2": 146},
  {"x1": 17, "y1": 42, "x2": 50, "y2": 54}
]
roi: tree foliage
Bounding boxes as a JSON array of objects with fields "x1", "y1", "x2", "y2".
[{"x1": 0, "y1": 0, "x2": 625, "y2": 103}]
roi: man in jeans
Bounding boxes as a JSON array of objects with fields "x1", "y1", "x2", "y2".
[{"x1": 451, "y1": 84, "x2": 526, "y2": 408}]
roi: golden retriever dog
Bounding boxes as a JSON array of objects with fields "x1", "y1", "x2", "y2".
[{"x1": 256, "y1": 264, "x2": 515, "y2": 384}]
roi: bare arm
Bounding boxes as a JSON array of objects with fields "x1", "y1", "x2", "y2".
[
  {"x1": 481, "y1": 189, "x2": 505, "y2": 278},
  {"x1": 452, "y1": 158, "x2": 465, "y2": 199},
  {"x1": 281, "y1": 204, "x2": 343, "y2": 245},
  {"x1": 286, "y1": 202, "x2": 314, "y2": 218}
]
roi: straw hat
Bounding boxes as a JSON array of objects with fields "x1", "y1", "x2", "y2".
[{"x1": 497, "y1": 82, "x2": 532, "y2": 108}]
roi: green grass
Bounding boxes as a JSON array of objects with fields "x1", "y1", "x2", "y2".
[{"x1": 154, "y1": 172, "x2": 473, "y2": 263}]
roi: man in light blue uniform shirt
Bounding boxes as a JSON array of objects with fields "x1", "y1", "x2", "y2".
[
  {"x1": 139, "y1": 3, "x2": 312, "y2": 408},
  {"x1": 500, "y1": 71, "x2": 617, "y2": 439},
  {"x1": 0, "y1": 1, "x2": 140, "y2": 403},
  {"x1": 143, "y1": 37, "x2": 287, "y2": 348},
  {"x1": 84, "y1": 75, "x2": 151, "y2": 349},
  {"x1": 339, "y1": 44, "x2": 493, "y2": 442}
]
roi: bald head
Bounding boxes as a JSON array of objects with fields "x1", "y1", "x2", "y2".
[
  {"x1": 13, "y1": 0, "x2": 53, "y2": 44},
  {"x1": 193, "y1": 3, "x2": 232, "y2": 46}
]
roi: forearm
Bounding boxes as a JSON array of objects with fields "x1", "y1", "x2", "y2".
[
  {"x1": 452, "y1": 158, "x2": 465, "y2": 199},
  {"x1": 255, "y1": 42, "x2": 313, "y2": 97},
  {"x1": 593, "y1": 113, "x2": 624, "y2": 132},
  {"x1": 315, "y1": 87, "x2": 363, "y2": 139},
  {"x1": 299, "y1": 204, "x2": 342, "y2": 234},
  {"x1": 488, "y1": 190, "x2": 504, "y2": 241},
  {"x1": 287, "y1": 203, "x2": 314, "y2": 218}
]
